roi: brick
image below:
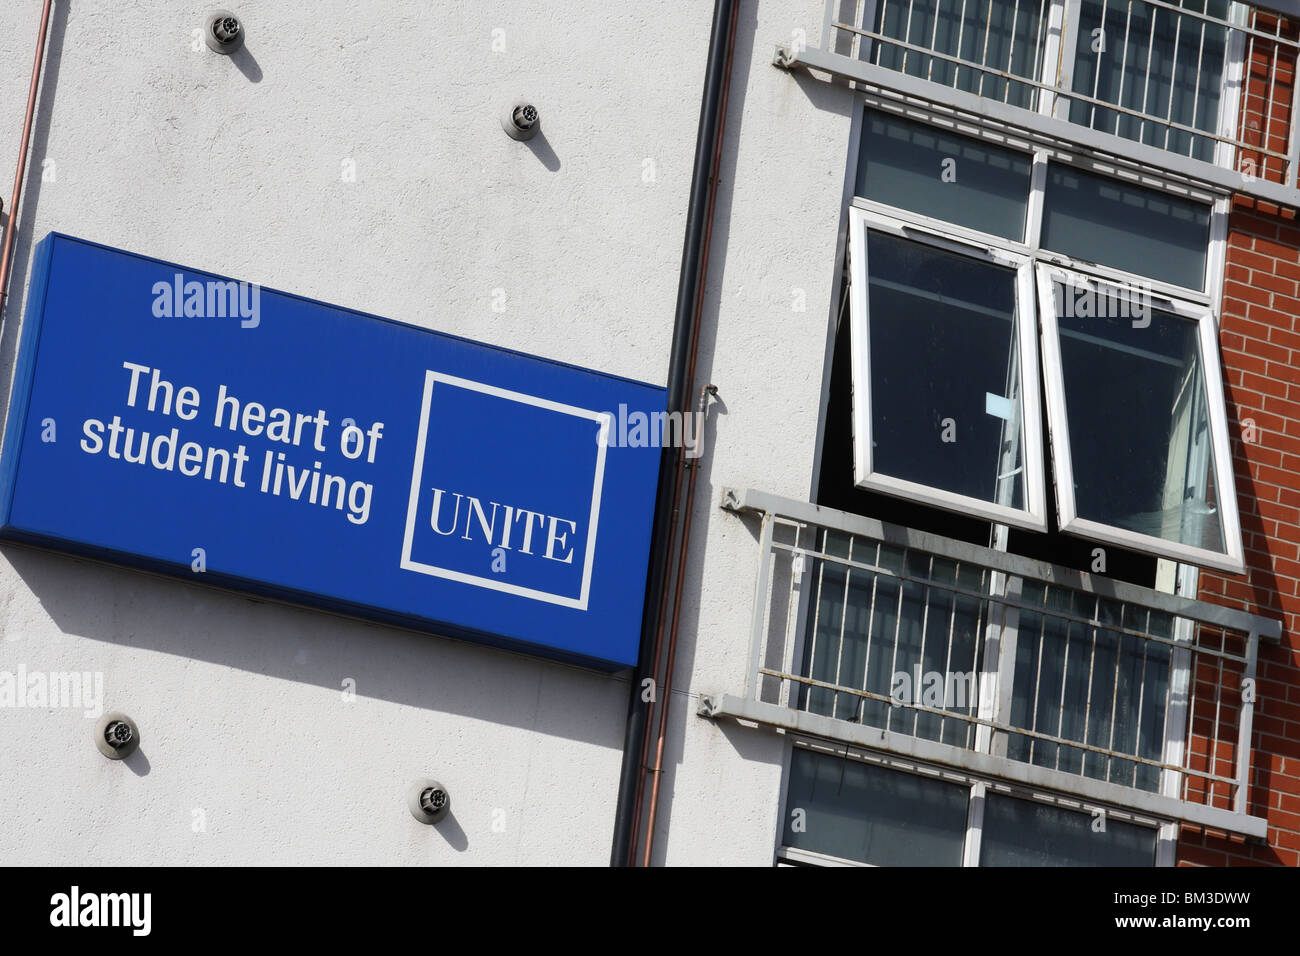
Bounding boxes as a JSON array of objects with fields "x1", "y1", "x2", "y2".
[
  {"x1": 1225, "y1": 279, "x2": 1273, "y2": 308},
  {"x1": 1257, "y1": 271, "x2": 1300, "y2": 297},
  {"x1": 1247, "y1": 304, "x2": 1299, "y2": 329},
  {"x1": 1222, "y1": 314, "x2": 1274, "y2": 341},
  {"x1": 1234, "y1": 249, "x2": 1286, "y2": 274},
  {"x1": 1242, "y1": 370, "x2": 1290, "y2": 399}
]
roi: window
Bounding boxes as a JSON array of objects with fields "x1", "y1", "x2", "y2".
[
  {"x1": 848, "y1": 108, "x2": 1244, "y2": 573},
  {"x1": 779, "y1": 745, "x2": 1162, "y2": 866},
  {"x1": 782, "y1": 746, "x2": 970, "y2": 865},
  {"x1": 856, "y1": 89, "x2": 1033, "y2": 241},
  {"x1": 1039, "y1": 163, "x2": 1212, "y2": 290},
  {"x1": 979, "y1": 792, "x2": 1159, "y2": 865},
  {"x1": 1038, "y1": 267, "x2": 1244, "y2": 572},
  {"x1": 848, "y1": 214, "x2": 1047, "y2": 529}
]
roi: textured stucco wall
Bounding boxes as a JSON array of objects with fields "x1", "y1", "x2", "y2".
[
  {"x1": 0, "y1": 0, "x2": 737, "y2": 865},
  {"x1": 647, "y1": 2, "x2": 856, "y2": 865},
  {"x1": 0, "y1": 0, "x2": 853, "y2": 866}
]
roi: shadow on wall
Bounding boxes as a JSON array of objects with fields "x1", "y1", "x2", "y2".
[
  {"x1": 2, "y1": 544, "x2": 627, "y2": 752},
  {"x1": 639, "y1": 6, "x2": 857, "y2": 864}
]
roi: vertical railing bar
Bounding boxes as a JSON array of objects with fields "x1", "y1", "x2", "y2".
[
  {"x1": 1188, "y1": 17, "x2": 1208, "y2": 156},
  {"x1": 1029, "y1": 0, "x2": 1049, "y2": 93},
  {"x1": 1184, "y1": 629, "x2": 1201, "y2": 802},
  {"x1": 1263, "y1": 34, "x2": 1281, "y2": 178},
  {"x1": 744, "y1": 512, "x2": 776, "y2": 701},
  {"x1": 1137, "y1": 2, "x2": 1160, "y2": 147},
  {"x1": 1163, "y1": 10, "x2": 1185, "y2": 149},
  {"x1": 1212, "y1": 648, "x2": 1226, "y2": 805},
  {"x1": 1234, "y1": 628, "x2": 1260, "y2": 814},
  {"x1": 858, "y1": 541, "x2": 883, "y2": 721},
  {"x1": 1052, "y1": 614, "x2": 1073, "y2": 773},
  {"x1": 779, "y1": 525, "x2": 809, "y2": 709},
  {"x1": 874, "y1": 0, "x2": 889, "y2": 63},
  {"x1": 1027, "y1": 584, "x2": 1050, "y2": 765},
  {"x1": 913, "y1": 554, "x2": 936, "y2": 738},
  {"x1": 824, "y1": 0, "x2": 838, "y2": 53},
  {"x1": 1237, "y1": 30, "x2": 1256, "y2": 164},
  {"x1": 1080, "y1": 594, "x2": 1102, "y2": 774},
  {"x1": 1287, "y1": 22, "x2": 1300, "y2": 191},
  {"x1": 940, "y1": 565, "x2": 961, "y2": 742},
  {"x1": 979, "y1": 0, "x2": 998, "y2": 95},
  {"x1": 778, "y1": 524, "x2": 805, "y2": 708},
  {"x1": 1132, "y1": 607, "x2": 1152, "y2": 789},
  {"x1": 803, "y1": 530, "x2": 831, "y2": 712},
  {"x1": 968, "y1": 572, "x2": 989, "y2": 749},
  {"x1": 928, "y1": 0, "x2": 946, "y2": 80},
  {"x1": 986, "y1": 571, "x2": 1023, "y2": 759},
  {"x1": 1005, "y1": 0, "x2": 1024, "y2": 102},
  {"x1": 902, "y1": 0, "x2": 920, "y2": 72},
  {"x1": 1114, "y1": 0, "x2": 1138, "y2": 135},
  {"x1": 955, "y1": 0, "x2": 971, "y2": 88},
  {"x1": 884, "y1": 551, "x2": 909, "y2": 733},
  {"x1": 831, "y1": 535, "x2": 856, "y2": 719},
  {"x1": 1103, "y1": 610, "x2": 1126, "y2": 782},
  {"x1": 1090, "y1": 0, "x2": 1112, "y2": 127}
]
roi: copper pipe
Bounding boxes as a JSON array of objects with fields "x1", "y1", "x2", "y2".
[
  {"x1": 640, "y1": 383, "x2": 716, "y2": 866},
  {"x1": 0, "y1": 0, "x2": 55, "y2": 314},
  {"x1": 637, "y1": 0, "x2": 738, "y2": 868},
  {"x1": 625, "y1": 447, "x2": 685, "y2": 858}
]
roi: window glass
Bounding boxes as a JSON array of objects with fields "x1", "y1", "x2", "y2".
[
  {"x1": 1068, "y1": 0, "x2": 1230, "y2": 163},
  {"x1": 1050, "y1": 285, "x2": 1227, "y2": 555},
  {"x1": 783, "y1": 748, "x2": 969, "y2": 866},
  {"x1": 979, "y1": 793, "x2": 1159, "y2": 866},
  {"x1": 857, "y1": 110, "x2": 1032, "y2": 241},
  {"x1": 860, "y1": 231, "x2": 1028, "y2": 512},
  {"x1": 1041, "y1": 163, "x2": 1211, "y2": 289}
]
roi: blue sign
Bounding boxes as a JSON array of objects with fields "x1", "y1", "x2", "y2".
[{"x1": 0, "y1": 234, "x2": 666, "y2": 669}]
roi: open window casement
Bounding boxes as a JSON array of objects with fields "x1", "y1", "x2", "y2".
[
  {"x1": 1035, "y1": 264, "x2": 1246, "y2": 574},
  {"x1": 847, "y1": 207, "x2": 1048, "y2": 530}
]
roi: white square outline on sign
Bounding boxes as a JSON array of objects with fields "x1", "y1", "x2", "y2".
[{"x1": 400, "y1": 370, "x2": 610, "y2": 611}]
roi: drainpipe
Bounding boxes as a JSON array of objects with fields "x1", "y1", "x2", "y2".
[
  {"x1": 610, "y1": 0, "x2": 739, "y2": 867},
  {"x1": 0, "y1": 0, "x2": 55, "y2": 315}
]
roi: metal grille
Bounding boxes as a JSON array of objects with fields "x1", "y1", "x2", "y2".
[
  {"x1": 792, "y1": 0, "x2": 1300, "y2": 196},
  {"x1": 711, "y1": 487, "x2": 1278, "y2": 836}
]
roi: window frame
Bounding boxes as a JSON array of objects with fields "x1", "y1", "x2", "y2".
[
  {"x1": 847, "y1": 206, "x2": 1050, "y2": 532},
  {"x1": 847, "y1": 103, "x2": 1246, "y2": 574},
  {"x1": 1035, "y1": 262, "x2": 1247, "y2": 573}
]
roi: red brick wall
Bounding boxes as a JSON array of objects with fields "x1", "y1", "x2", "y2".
[
  {"x1": 1181, "y1": 10, "x2": 1300, "y2": 869},
  {"x1": 1186, "y1": 197, "x2": 1300, "y2": 867}
]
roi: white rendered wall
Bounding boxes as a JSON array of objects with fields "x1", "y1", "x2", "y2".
[
  {"x1": 651, "y1": 1, "x2": 856, "y2": 865},
  {"x1": 0, "y1": 0, "x2": 852, "y2": 866}
]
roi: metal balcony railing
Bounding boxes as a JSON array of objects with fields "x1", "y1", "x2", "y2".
[
  {"x1": 700, "y1": 487, "x2": 1282, "y2": 839},
  {"x1": 776, "y1": 0, "x2": 1300, "y2": 206}
]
